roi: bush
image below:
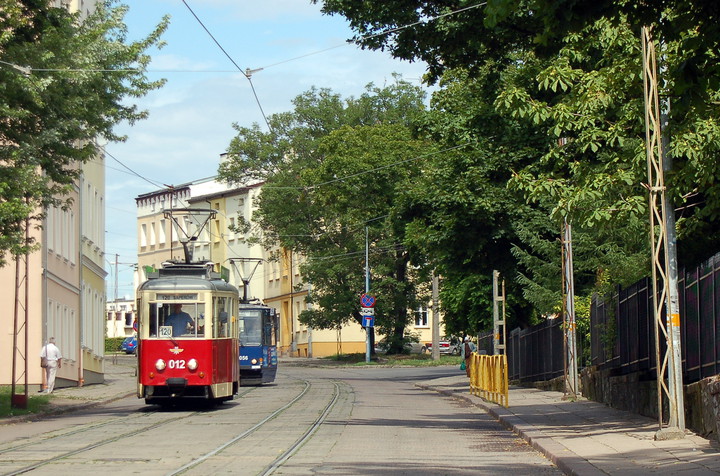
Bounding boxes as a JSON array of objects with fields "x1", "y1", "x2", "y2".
[{"x1": 105, "y1": 337, "x2": 125, "y2": 353}]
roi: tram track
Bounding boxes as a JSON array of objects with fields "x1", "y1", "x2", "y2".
[
  {"x1": 0, "y1": 386, "x2": 260, "y2": 476},
  {"x1": 1, "y1": 373, "x2": 348, "y2": 476},
  {"x1": 167, "y1": 378, "x2": 313, "y2": 475},
  {"x1": 259, "y1": 380, "x2": 341, "y2": 476},
  {"x1": 171, "y1": 374, "x2": 347, "y2": 476}
]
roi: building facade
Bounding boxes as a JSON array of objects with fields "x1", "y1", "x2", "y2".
[
  {"x1": 132, "y1": 158, "x2": 446, "y2": 360},
  {"x1": 106, "y1": 298, "x2": 137, "y2": 339},
  {"x1": 1, "y1": 0, "x2": 105, "y2": 392}
]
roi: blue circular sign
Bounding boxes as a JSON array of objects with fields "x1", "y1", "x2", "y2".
[{"x1": 360, "y1": 293, "x2": 376, "y2": 308}]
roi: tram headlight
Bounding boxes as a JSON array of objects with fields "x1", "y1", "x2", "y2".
[
  {"x1": 187, "y1": 358, "x2": 198, "y2": 370},
  {"x1": 251, "y1": 358, "x2": 258, "y2": 365},
  {"x1": 155, "y1": 359, "x2": 166, "y2": 371}
]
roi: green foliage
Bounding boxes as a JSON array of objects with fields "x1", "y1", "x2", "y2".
[
  {"x1": 220, "y1": 80, "x2": 432, "y2": 348},
  {"x1": 105, "y1": 336, "x2": 125, "y2": 353},
  {"x1": 0, "y1": 386, "x2": 51, "y2": 419},
  {"x1": 0, "y1": 0, "x2": 168, "y2": 264}
]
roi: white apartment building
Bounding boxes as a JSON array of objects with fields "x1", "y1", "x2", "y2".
[{"x1": 106, "y1": 298, "x2": 137, "y2": 339}]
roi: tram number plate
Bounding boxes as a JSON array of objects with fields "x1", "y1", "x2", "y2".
[
  {"x1": 168, "y1": 360, "x2": 186, "y2": 369},
  {"x1": 159, "y1": 326, "x2": 172, "y2": 337},
  {"x1": 239, "y1": 355, "x2": 249, "y2": 361}
]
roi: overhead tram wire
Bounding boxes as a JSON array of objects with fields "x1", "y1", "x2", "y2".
[
  {"x1": 181, "y1": 0, "x2": 272, "y2": 133},
  {"x1": 251, "y1": 2, "x2": 488, "y2": 73}
]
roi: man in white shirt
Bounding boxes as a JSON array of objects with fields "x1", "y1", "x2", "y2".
[{"x1": 40, "y1": 337, "x2": 62, "y2": 393}]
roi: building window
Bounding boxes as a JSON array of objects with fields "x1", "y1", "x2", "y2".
[
  {"x1": 415, "y1": 306, "x2": 428, "y2": 327},
  {"x1": 159, "y1": 219, "x2": 166, "y2": 244},
  {"x1": 228, "y1": 217, "x2": 235, "y2": 241}
]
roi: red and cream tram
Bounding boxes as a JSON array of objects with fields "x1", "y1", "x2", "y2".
[{"x1": 136, "y1": 262, "x2": 240, "y2": 405}]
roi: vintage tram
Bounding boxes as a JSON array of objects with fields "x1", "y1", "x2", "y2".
[
  {"x1": 136, "y1": 262, "x2": 240, "y2": 405},
  {"x1": 238, "y1": 303, "x2": 279, "y2": 385}
]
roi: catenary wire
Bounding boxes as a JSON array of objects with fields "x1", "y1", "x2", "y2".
[{"x1": 181, "y1": 0, "x2": 273, "y2": 132}]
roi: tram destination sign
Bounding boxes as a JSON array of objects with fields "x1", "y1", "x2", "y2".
[{"x1": 156, "y1": 293, "x2": 198, "y2": 301}]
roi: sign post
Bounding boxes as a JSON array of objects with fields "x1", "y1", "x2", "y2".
[{"x1": 361, "y1": 292, "x2": 376, "y2": 363}]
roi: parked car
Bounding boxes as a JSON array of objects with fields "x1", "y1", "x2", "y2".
[
  {"x1": 374, "y1": 336, "x2": 423, "y2": 354},
  {"x1": 423, "y1": 339, "x2": 460, "y2": 355},
  {"x1": 120, "y1": 336, "x2": 137, "y2": 354}
]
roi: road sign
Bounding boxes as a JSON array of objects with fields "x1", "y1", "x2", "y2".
[
  {"x1": 359, "y1": 308, "x2": 375, "y2": 316},
  {"x1": 360, "y1": 293, "x2": 376, "y2": 308},
  {"x1": 363, "y1": 316, "x2": 374, "y2": 328}
]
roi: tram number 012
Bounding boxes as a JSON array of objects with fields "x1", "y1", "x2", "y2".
[{"x1": 168, "y1": 360, "x2": 186, "y2": 369}]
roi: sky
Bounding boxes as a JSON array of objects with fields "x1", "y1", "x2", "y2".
[{"x1": 104, "y1": 0, "x2": 433, "y2": 299}]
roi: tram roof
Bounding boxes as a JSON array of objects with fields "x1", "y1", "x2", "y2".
[{"x1": 139, "y1": 262, "x2": 239, "y2": 294}]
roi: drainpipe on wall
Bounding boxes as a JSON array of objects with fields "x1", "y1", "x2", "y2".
[{"x1": 78, "y1": 176, "x2": 84, "y2": 387}]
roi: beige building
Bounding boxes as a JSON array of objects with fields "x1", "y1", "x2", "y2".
[
  {"x1": 266, "y1": 248, "x2": 444, "y2": 358},
  {"x1": 2, "y1": 0, "x2": 106, "y2": 393},
  {"x1": 133, "y1": 159, "x2": 445, "y2": 359}
]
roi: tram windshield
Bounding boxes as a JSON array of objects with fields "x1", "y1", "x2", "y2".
[
  {"x1": 239, "y1": 309, "x2": 262, "y2": 346},
  {"x1": 148, "y1": 302, "x2": 206, "y2": 338}
]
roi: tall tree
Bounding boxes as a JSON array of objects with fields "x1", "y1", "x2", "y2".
[
  {"x1": 219, "y1": 81, "x2": 433, "y2": 353},
  {"x1": 0, "y1": 0, "x2": 168, "y2": 263},
  {"x1": 317, "y1": 0, "x2": 720, "y2": 266}
]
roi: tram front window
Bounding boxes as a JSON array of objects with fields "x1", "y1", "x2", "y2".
[
  {"x1": 239, "y1": 311, "x2": 262, "y2": 345},
  {"x1": 151, "y1": 303, "x2": 205, "y2": 338}
]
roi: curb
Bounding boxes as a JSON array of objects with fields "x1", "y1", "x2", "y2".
[
  {"x1": 417, "y1": 382, "x2": 605, "y2": 476},
  {"x1": 0, "y1": 391, "x2": 136, "y2": 426}
]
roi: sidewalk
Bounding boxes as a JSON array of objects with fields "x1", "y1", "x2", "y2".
[
  {"x1": 1, "y1": 354, "x2": 137, "y2": 424},
  {"x1": 418, "y1": 375, "x2": 720, "y2": 475}
]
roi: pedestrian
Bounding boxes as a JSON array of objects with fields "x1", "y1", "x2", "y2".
[
  {"x1": 165, "y1": 303, "x2": 194, "y2": 336},
  {"x1": 461, "y1": 336, "x2": 476, "y2": 377},
  {"x1": 40, "y1": 337, "x2": 62, "y2": 393}
]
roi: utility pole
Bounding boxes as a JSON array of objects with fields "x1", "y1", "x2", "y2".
[
  {"x1": 365, "y1": 227, "x2": 371, "y2": 363},
  {"x1": 561, "y1": 219, "x2": 579, "y2": 398},
  {"x1": 114, "y1": 253, "x2": 119, "y2": 303},
  {"x1": 642, "y1": 26, "x2": 685, "y2": 438},
  {"x1": 492, "y1": 270, "x2": 506, "y2": 355},
  {"x1": 431, "y1": 271, "x2": 440, "y2": 361}
]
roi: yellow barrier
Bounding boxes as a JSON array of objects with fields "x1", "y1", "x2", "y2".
[{"x1": 468, "y1": 353, "x2": 509, "y2": 408}]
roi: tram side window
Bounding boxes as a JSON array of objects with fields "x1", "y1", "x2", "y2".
[
  {"x1": 157, "y1": 303, "x2": 205, "y2": 338},
  {"x1": 148, "y1": 303, "x2": 159, "y2": 337},
  {"x1": 262, "y1": 309, "x2": 274, "y2": 346},
  {"x1": 213, "y1": 297, "x2": 231, "y2": 338}
]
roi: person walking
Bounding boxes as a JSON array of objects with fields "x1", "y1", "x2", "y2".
[
  {"x1": 40, "y1": 337, "x2": 62, "y2": 393},
  {"x1": 461, "y1": 336, "x2": 476, "y2": 378}
]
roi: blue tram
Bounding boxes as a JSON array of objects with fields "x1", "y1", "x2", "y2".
[{"x1": 238, "y1": 303, "x2": 279, "y2": 385}]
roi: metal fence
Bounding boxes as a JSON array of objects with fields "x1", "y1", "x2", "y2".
[
  {"x1": 478, "y1": 318, "x2": 565, "y2": 382},
  {"x1": 591, "y1": 252, "x2": 720, "y2": 384}
]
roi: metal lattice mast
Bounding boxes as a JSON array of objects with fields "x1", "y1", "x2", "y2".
[
  {"x1": 642, "y1": 26, "x2": 685, "y2": 434},
  {"x1": 492, "y1": 270, "x2": 506, "y2": 355}
]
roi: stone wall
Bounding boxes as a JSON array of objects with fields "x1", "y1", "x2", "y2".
[{"x1": 580, "y1": 366, "x2": 720, "y2": 442}]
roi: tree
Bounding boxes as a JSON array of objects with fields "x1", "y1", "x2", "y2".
[
  {"x1": 317, "y1": 0, "x2": 720, "y2": 266},
  {"x1": 0, "y1": 0, "x2": 168, "y2": 263},
  {"x1": 219, "y1": 81, "x2": 433, "y2": 353}
]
